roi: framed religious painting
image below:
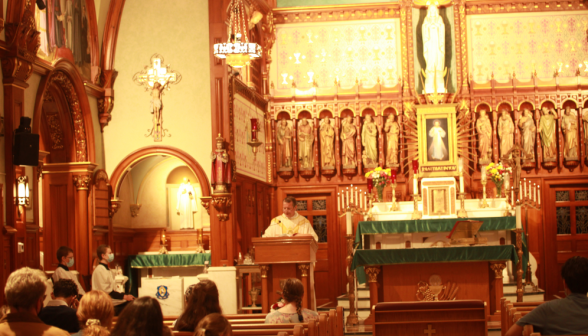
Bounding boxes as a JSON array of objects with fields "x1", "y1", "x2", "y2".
[{"x1": 416, "y1": 104, "x2": 458, "y2": 177}]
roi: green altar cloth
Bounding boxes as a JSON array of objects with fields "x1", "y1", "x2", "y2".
[
  {"x1": 125, "y1": 253, "x2": 211, "y2": 297},
  {"x1": 351, "y1": 245, "x2": 518, "y2": 269},
  {"x1": 354, "y1": 217, "x2": 516, "y2": 249}
]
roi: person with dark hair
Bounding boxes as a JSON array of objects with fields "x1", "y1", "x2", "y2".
[
  {"x1": 38, "y1": 279, "x2": 80, "y2": 333},
  {"x1": 174, "y1": 280, "x2": 222, "y2": 332},
  {"x1": 91, "y1": 245, "x2": 134, "y2": 315},
  {"x1": 263, "y1": 196, "x2": 318, "y2": 241},
  {"x1": 194, "y1": 313, "x2": 232, "y2": 336},
  {"x1": 53, "y1": 246, "x2": 86, "y2": 295},
  {"x1": 110, "y1": 297, "x2": 172, "y2": 336},
  {"x1": 506, "y1": 256, "x2": 588, "y2": 336},
  {"x1": 0, "y1": 267, "x2": 69, "y2": 336},
  {"x1": 265, "y1": 278, "x2": 318, "y2": 324}
]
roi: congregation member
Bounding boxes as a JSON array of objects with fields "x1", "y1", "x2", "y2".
[
  {"x1": 72, "y1": 291, "x2": 113, "y2": 336},
  {"x1": 38, "y1": 279, "x2": 80, "y2": 333},
  {"x1": 265, "y1": 278, "x2": 318, "y2": 324},
  {"x1": 506, "y1": 256, "x2": 588, "y2": 336},
  {"x1": 0, "y1": 267, "x2": 69, "y2": 336},
  {"x1": 91, "y1": 245, "x2": 134, "y2": 315},
  {"x1": 195, "y1": 313, "x2": 232, "y2": 336},
  {"x1": 174, "y1": 280, "x2": 222, "y2": 332},
  {"x1": 110, "y1": 297, "x2": 171, "y2": 336},
  {"x1": 53, "y1": 246, "x2": 86, "y2": 296},
  {"x1": 263, "y1": 196, "x2": 318, "y2": 241}
]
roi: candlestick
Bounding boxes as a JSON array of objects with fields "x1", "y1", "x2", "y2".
[
  {"x1": 523, "y1": 178, "x2": 526, "y2": 198},
  {"x1": 515, "y1": 205, "x2": 522, "y2": 228},
  {"x1": 533, "y1": 183, "x2": 537, "y2": 203},
  {"x1": 364, "y1": 194, "x2": 367, "y2": 211},
  {"x1": 338, "y1": 193, "x2": 341, "y2": 211},
  {"x1": 355, "y1": 187, "x2": 359, "y2": 206},
  {"x1": 359, "y1": 190, "x2": 363, "y2": 208},
  {"x1": 528, "y1": 180, "x2": 532, "y2": 200},
  {"x1": 511, "y1": 186, "x2": 514, "y2": 205},
  {"x1": 538, "y1": 186, "x2": 541, "y2": 204},
  {"x1": 457, "y1": 192, "x2": 468, "y2": 218},
  {"x1": 346, "y1": 188, "x2": 350, "y2": 206},
  {"x1": 480, "y1": 179, "x2": 489, "y2": 208},
  {"x1": 350, "y1": 185, "x2": 354, "y2": 204},
  {"x1": 391, "y1": 183, "x2": 399, "y2": 211},
  {"x1": 346, "y1": 209, "x2": 353, "y2": 235},
  {"x1": 411, "y1": 193, "x2": 422, "y2": 220}
]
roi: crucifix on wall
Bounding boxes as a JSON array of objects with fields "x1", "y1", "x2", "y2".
[{"x1": 133, "y1": 54, "x2": 182, "y2": 142}]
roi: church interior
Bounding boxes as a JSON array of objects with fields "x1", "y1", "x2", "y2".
[{"x1": 0, "y1": 0, "x2": 587, "y2": 335}]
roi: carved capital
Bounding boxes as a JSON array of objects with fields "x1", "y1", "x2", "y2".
[
  {"x1": 98, "y1": 96, "x2": 114, "y2": 131},
  {"x1": 110, "y1": 200, "x2": 122, "y2": 218},
  {"x1": 260, "y1": 265, "x2": 270, "y2": 278},
  {"x1": 490, "y1": 262, "x2": 507, "y2": 279},
  {"x1": 200, "y1": 196, "x2": 212, "y2": 215},
  {"x1": 2, "y1": 9, "x2": 38, "y2": 84},
  {"x1": 211, "y1": 193, "x2": 232, "y2": 222},
  {"x1": 73, "y1": 175, "x2": 91, "y2": 191},
  {"x1": 298, "y1": 264, "x2": 310, "y2": 277},
  {"x1": 364, "y1": 266, "x2": 381, "y2": 283}
]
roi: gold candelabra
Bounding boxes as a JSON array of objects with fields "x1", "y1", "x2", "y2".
[
  {"x1": 480, "y1": 179, "x2": 490, "y2": 208},
  {"x1": 390, "y1": 182, "x2": 399, "y2": 211},
  {"x1": 411, "y1": 193, "x2": 422, "y2": 220},
  {"x1": 518, "y1": 181, "x2": 541, "y2": 292},
  {"x1": 457, "y1": 192, "x2": 468, "y2": 218}
]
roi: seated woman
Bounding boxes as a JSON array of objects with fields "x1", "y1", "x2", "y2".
[
  {"x1": 265, "y1": 278, "x2": 319, "y2": 324},
  {"x1": 174, "y1": 280, "x2": 222, "y2": 332},
  {"x1": 111, "y1": 297, "x2": 172, "y2": 336},
  {"x1": 195, "y1": 313, "x2": 232, "y2": 336},
  {"x1": 72, "y1": 290, "x2": 114, "y2": 336}
]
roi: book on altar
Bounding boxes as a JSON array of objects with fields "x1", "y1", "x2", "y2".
[{"x1": 446, "y1": 220, "x2": 488, "y2": 246}]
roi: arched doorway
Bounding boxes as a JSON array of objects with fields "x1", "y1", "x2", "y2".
[{"x1": 33, "y1": 60, "x2": 97, "y2": 286}]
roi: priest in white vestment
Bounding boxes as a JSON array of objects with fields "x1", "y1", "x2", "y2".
[
  {"x1": 263, "y1": 196, "x2": 318, "y2": 241},
  {"x1": 176, "y1": 178, "x2": 198, "y2": 230}
]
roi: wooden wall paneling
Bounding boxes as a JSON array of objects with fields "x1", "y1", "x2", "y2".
[{"x1": 131, "y1": 228, "x2": 211, "y2": 254}]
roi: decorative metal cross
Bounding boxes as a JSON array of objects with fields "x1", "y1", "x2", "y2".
[
  {"x1": 133, "y1": 54, "x2": 182, "y2": 142},
  {"x1": 424, "y1": 324, "x2": 436, "y2": 336}
]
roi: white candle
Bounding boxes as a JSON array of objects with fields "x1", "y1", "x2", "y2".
[
  {"x1": 350, "y1": 185, "x2": 354, "y2": 204},
  {"x1": 364, "y1": 193, "x2": 367, "y2": 211},
  {"x1": 538, "y1": 186, "x2": 541, "y2": 205},
  {"x1": 346, "y1": 210, "x2": 353, "y2": 235},
  {"x1": 346, "y1": 188, "x2": 350, "y2": 206},
  {"x1": 511, "y1": 187, "x2": 514, "y2": 205},
  {"x1": 355, "y1": 187, "x2": 359, "y2": 205},
  {"x1": 338, "y1": 193, "x2": 341, "y2": 211},
  {"x1": 459, "y1": 175, "x2": 464, "y2": 194},
  {"x1": 359, "y1": 190, "x2": 363, "y2": 208},
  {"x1": 515, "y1": 205, "x2": 522, "y2": 229},
  {"x1": 413, "y1": 176, "x2": 418, "y2": 195},
  {"x1": 481, "y1": 170, "x2": 486, "y2": 182},
  {"x1": 534, "y1": 183, "x2": 537, "y2": 202},
  {"x1": 523, "y1": 178, "x2": 526, "y2": 197}
]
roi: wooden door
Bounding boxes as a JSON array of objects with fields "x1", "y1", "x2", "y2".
[
  {"x1": 293, "y1": 194, "x2": 337, "y2": 307},
  {"x1": 545, "y1": 184, "x2": 588, "y2": 298}
]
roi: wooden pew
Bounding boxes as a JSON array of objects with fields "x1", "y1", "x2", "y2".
[
  {"x1": 172, "y1": 324, "x2": 306, "y2": 336},
  {"x1": 500, "y1": 299, "x2": 544, "y2": 336}
]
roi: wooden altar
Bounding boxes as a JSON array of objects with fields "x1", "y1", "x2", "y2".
[{"x1": 252, "y1": 236, "x2": 318, "y2": 313}]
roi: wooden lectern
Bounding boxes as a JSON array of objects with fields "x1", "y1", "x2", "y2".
[{"x1": 252, "y1": 236, "x2": 318, "y2": 313}]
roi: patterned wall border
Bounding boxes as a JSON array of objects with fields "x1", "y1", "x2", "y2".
[
  {"x1": 465, "y1": 0, "x2": 586, "y2": 15},
  {"x1": 274, "y1": 3, "x2": 401, "y2": 24}
]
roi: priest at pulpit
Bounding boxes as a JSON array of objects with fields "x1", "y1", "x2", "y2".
[{"x1": 263, "y1": 196, "x2": 318, "y2": 241}]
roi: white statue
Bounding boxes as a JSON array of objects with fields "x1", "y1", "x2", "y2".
[
  {"x1": 422, "y1": 2, "x2": 446, "y2": 94},
  {"x1": 176, "y1": 177, "x2": 198, "y2": 229}
]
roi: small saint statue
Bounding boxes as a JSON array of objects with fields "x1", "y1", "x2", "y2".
[
  {"x1": 362, "y1": 115, "x2": 378, "y2": 167},
  {"x1": 422, "y1": 2, "x2": 446, "y2": 94},
  {"x1": 385, "y1": 115, "x2": 399, "y2": 166},
  {"x1": 538, "y1": 107, "x2": 557, "y2": 161},
  {"x1": 518, "y1": 109, "x2": 536, "y2": 161},
  {"x1": 476, "y1": 109, "x2": 493, "y2": 164},
  {"x1": 298, "y1": 118, "x2": 314, "y2": 170},
  {"x1": 211, "y1": 134, "x2": 232, "y2": 193},
  {"x1": 341, "y1": 116, "x2": 357, "y2": 168},
  {"x1": 176, "y1": 178, "x2": 198, "y2": 230},
  {"x1": 319, "y1": 118, "x2": 335, "y2": 169},
  {"x1": 561, "y1": 107, "x2": 579, "y2": 161},
  {"x1": 277, "y1": 120, "x2": 293, "y2": 170},
  {"x1": 498, "y1": 110, "x2": 514, "y2": 160}
]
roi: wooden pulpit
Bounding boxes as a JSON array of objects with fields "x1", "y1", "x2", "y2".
[{"x1": 252, "y1": 236, "x2": 318, "y2": 313}]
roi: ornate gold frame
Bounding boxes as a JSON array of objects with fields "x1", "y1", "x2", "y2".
[{"x1": 416, "y1": 104, "x2": 458, "y2": 178}]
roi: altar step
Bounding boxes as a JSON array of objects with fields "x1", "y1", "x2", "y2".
[{"x1": 503, "y1": 282, "x2": 545, "y2": 302}]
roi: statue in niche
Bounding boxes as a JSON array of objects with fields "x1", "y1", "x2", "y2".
[
  {"x1": 385, "y1": 115, "x2": 400, "y2": 166},
  {"x1": 518, "y1": 109, "x2": 536, "y2": 161},
  {"x1": 298, "y1": 118, "x2": 314, "y2": 170},
  {"x1": 538, "y1": 107, "x2": 557, "y2": 161},
  {"x1": 211, "y1": 135, "x2": 232, "y2": 193},
  {"x1": 319, "y1": 118, "x2": 335, "y2": 169},
  {"x1": 422, "y1": 2, "x2": 446, "y2": 94},
  {"x1": 176, "y1": 178, "x2": 197, "y2": 230},
  {"x1": 362, "y1": 115, "x2": 378, "y2": 167},
  {"x1": 583, "y1": 108, "x2": 588, "y2": 160},
  {"x1": 498, "y1": 110, "x2": 514, "y2": 159},
  {"x1": 562, "y1": 107, "x2": 579, "y2": 160},
  {"x1": 277, "y1": 119, "x2": 293, "y2": 170},
  {"x1": 341, "y1": 116, "x2": 357, "y2": 168},
  {"x1": 476, "y1": 109, "x2": 493, "y2": 164}
]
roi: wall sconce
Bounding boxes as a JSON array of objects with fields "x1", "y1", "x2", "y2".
[
  {"x1": 247, "y1": 118, "x2": 262, "y2": 156},
  {"x1": 16, "y1": 176, "x2": 30, "y2": 207}
]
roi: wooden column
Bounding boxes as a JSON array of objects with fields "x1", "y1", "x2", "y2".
[
  {"x1": 363, "y1": 265, "x2": 381, "y2": 325},
  {"x1": 489, "y1": 261, "x2": 506, "y2": 316},
  {"x1": 298, "y1": 263, "x2": 310, "y2": 309},
  {"x1": 73, "y1": 174, "x2": 92, "y2": 277},
  {"x1": 260, "y1": 265, "x2": 270, "y2": 313}
]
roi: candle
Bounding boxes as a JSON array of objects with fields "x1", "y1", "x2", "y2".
[
  {"x1": 364, "y1": 192, "x2": 367, "y2": 210},
  {"x1": 346, "y1": 210, "x2": 353, "y2": 235},
  {"x1": 523, "y1": 178, "x2": 526, "y2": 197},
  {"x1": 346, "y1": 188, "x2": 350, "y2": 206},
  {"x1": 355, "y1": 187, "x2": 359, "y2": 206},
  {"x1": 359, "y1": 190, "x2": 363, "y2": 208},
  {"x1": 350, "y1": 185, "x2": 354, "y2": 204},
  {"x1": 533, "y1": 183, "x2": 537, "y2": 202},
  {"x1": 511, "y1": 186, "x2": 514, "y2": 205},
  {"x1": 458, "y1": 157, "x2": 464, "y2": 173},
  {"x1": 529, "y1": 180, "x2": 532, "y2": 200},
  {"x1": 515, "y1": 205, "x2": 522, "y2": 229},
  {"x1": 459, "y1": 175, "x2": 464, "y2": 194},
  {"x1": 481, "y1": 170, "x2": 486, "y2": 182},
  {"x1": 413, "y1": 175, "x2": 418, "y2": 195},
  {"x1": 538, "y1": 186, "x2": 541, "y2": 204},
  {"x1": 338, "y1": 193, "x2": 341, "y2": 211}
]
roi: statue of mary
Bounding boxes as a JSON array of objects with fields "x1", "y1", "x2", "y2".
[{"x1": 422, "y1": 2, "x2": 446, "y2": 94}]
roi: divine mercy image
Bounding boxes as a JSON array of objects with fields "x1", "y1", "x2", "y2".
[{"x1": 426, "y1": 118, "x2": 449, "y2": 161}]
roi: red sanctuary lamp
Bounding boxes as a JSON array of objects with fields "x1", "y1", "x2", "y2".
[{"x1": 247, "y1": 118, "x2": 263, "y2": 157}]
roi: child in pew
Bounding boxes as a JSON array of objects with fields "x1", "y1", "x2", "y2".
[
  {"x1": 195, "y1": 313, "x2": 232, "y2": 336},
  {"x1": 38, "y1": 279, "x2": 80, "y2": 333},
  {"x1": 171, "y1": 285, "x2": 197, "y2": 329},
  {"x1": 111, "y1": 297, "x2": 172, "y2": 336},
  {"x1": 506, "y1": 256, "x2": 588, "y2": 336},
  {"x1": 265, "y1": 278, "x2": 319, "y2": 324},
  {"x1": 175, "y1": 280, "x2": 222, "y2": 332},
  {"x1": 72, "y1": 291, "x2": 113, "y2": 336}
]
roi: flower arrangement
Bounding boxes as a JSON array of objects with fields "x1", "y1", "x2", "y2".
[
  {"x1": 365, "y1": 167, "x2": 395, "y2": 202},
  {"x1": 484, "y1": 162, "x2": 512, "y2": 197}
]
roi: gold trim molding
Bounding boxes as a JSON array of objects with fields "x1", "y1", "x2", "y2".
[
  {"x1": 274, "y1": 3, "x2": 400, "y2": 24},
  {"x1": 465, "y1": 0, "x2": 585, "y2": 15}
]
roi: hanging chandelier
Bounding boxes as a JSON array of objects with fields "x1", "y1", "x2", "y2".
[{"x1": 213, "y1": 0, "x2": 262, "y2": 68}]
